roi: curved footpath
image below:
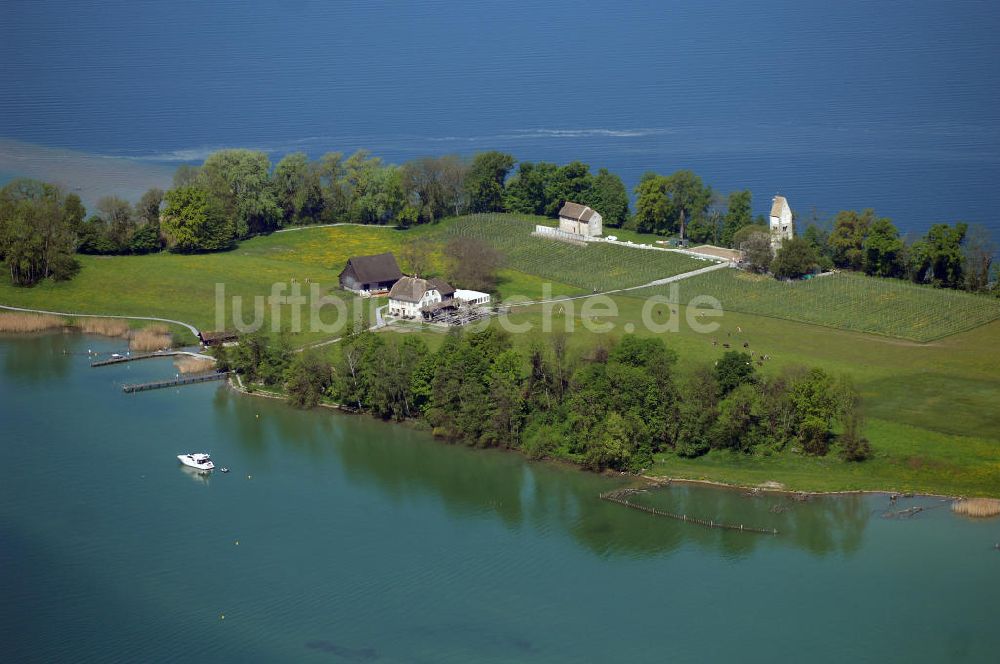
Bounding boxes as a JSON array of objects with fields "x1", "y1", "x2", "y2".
[
  {"x1": 0, "y1": 304, "x2": 201, "y2": 338},
  {"x1": 503, "y1": 260, "x2": 731, "y2": 308}
]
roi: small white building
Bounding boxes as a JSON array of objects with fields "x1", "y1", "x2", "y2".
[
  {"x1": 388, "y1": 277, "x2": 452, "y2": 318},
  {"x1": 769, "y1": 195, "x2": 793, "y2": 249},
  {"x1": 454, "y1": 289, "x2": 491, "y2": 307},
  {"x1": 558, "y1": 202, "x2": 603, "y2": 238}
]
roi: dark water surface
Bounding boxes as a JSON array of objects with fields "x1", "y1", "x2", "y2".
[
  {"x1": 1, "y1": 0, "x2": 999, "y2": 240},
  {"x1": 1, "y1": 333, "x2": 998, "y2": 663}
]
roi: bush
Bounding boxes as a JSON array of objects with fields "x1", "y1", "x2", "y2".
[
  {"x1": 520, "y1": 418, "x2": 563, "y2": 460},
  {"x1": 128, "y1": 224, "x2": 163, "y2": 254},
  {"x1": 771, "y1": 237, "x2": 818, "y2": 279},
  {"x1": 50, "y1": 254, "x2": 81, "y2": 281},
  {"x1": 799, "y1": 416, "x2": 830, "y2": 455}
]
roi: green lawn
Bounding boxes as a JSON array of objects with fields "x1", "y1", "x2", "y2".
[{"x1": 631, "y1": 268, "x2": 1000, "y2": 342}]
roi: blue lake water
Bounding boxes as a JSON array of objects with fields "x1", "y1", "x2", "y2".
[
  {"x1": 0, "y1": 0, "x2": 998, "y2": 240},
  {"x1": 2, "y1": 333, "x2": 1000, "y2": 662}
]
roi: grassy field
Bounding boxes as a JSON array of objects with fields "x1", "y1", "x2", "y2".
[
  {"x1": 631, "y1": 268, "x2": 1000, "y2": 342},
  {"x1": 443, "y1": 214, "x2": 709, "y2": 291},
  {"x1": 649, "y1": 418, "x2": 1000, "y2": 496},
  {"x1": 0, "y1": 215, "x2": 688, "y2": 345}
]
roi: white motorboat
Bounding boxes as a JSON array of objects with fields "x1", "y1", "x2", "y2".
[{"x1": 177, "y1": 452, "x2": 215, "y2": 471}]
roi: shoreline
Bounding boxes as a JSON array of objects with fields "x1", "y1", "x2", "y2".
[
  {"x1": 224, "y1": 372, "x2": 989, "y2": 502},
  {"x1": 637, "y1": 474, "x2": 967, "y2": 502},
  {"x1": 3, "y1": 326, "x2": 996, "y2": 501}
]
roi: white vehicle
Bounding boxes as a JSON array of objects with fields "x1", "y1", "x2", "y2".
[
  {"x1": 110, "y1": 353, "x2": 124, "y2": 359},
  {"x1": 177, "y1": 453, "x2": 215, "y2": 471}
]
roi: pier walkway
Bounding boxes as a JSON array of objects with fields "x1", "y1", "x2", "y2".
[
  {"x1": 122, "y1": 372, "x2": 229, "y2": 393},
  {"x1": 91, "y1": 350, "x2": 213, "y2": 367}
]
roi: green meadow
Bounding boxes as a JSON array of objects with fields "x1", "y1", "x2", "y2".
[{"x1": 632, "y1": 268, "x2": 1000, "y2": 342}]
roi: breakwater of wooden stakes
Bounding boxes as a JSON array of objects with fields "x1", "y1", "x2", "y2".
[{"x1": 600, "y1": 489, "x2": 779, "y2": 535}]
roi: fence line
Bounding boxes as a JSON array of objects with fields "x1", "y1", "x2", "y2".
[{"x1": 600, "y1": 489, "x2": 778, "y2": 535}]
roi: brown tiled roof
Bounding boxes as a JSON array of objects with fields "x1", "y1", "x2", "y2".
[
  {"x1": 341, "y1": 252, "x2": 402, "y2": 285},
  {"x1": 558, "y1": 201, "x2": 598, "y2": 222}
]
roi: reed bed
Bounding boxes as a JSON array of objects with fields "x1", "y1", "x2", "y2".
[
  {"x1": 951, "y1": 498, "x2": 1000, "y2": 518},
  {"x1": 77, "y1": 317, "x2": 131, "y2": 337},
  {"x1": 130, "y1": 325, "x2": 173, "y2": 352},
  {"x1": 174, "y1": 356, "x2": 216, "y2": 374},
  {"x1": 0, "y1": 312, "x2": 67, "y2": 332}
]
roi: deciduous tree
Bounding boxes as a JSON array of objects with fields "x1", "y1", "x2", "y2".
[
  {"x1": 909, "y1": 222, "x2": 967, "y2": 288},
  {"x1": 464, "y1": 151, "x2": 515, "y2": 213},
  {"x1": 198, "y1": 149, "x2": 281, "y2": 238},
  {"x1": 445, "y1": 236, "x2": 503, "y2": 291},
  {"x1": 588, "y1": 168, "x2": 629, "y2": 227},
  {"x1": 0, "y1": 179, "x2": 79, "y2": 285},
  {"x1": 722, "y1": 190, "x2": 752, "y2": 247},
  {"x1": 862, "y1": 217, "x2": 905, "y2": 277},
  {"x1": 161, "y1": 186, "x2": 233, "y2": 253},
  {"x1": 97, "y1": 195, "x2": 135, "y2": 250},
  {"x1": 771, "y1": 237, "x2": 818, "y2": 279},
  {"x1": 740, "y1": 231, "x2": 773, "y2": 273},
  {"x1": 962, "y1": 223, "x2": 996, "y2": 293},
  {"x1": 273, "y1": 153, "x2": 323, "y2": 226}
]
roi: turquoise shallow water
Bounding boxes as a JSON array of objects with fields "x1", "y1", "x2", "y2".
[{"x1": 1, "y1": 333, "x2": 998, "y2": 663}]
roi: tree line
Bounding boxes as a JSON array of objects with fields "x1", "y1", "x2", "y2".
[
  {"x1": 217, "y1": 328, "x2": 872, "y2": 472},
  {"x1": 734, "y1": 209, "x2": 996, "y2": 294},
  {"x1": 2, "y1": 147, "x2": 995, "y2": 295}
]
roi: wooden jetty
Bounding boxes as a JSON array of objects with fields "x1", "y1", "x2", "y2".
[
  {"x1": 600, "y1": 490, "x2": 778, "y2": 535},
  {"x1": 93, "y1": 351, "x2": 176, "y2": 367},
  {"x1": 123, "y1": 372, "x2": 229, "y2": 393}
]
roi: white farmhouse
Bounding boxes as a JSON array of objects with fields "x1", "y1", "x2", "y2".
[
  {"x1": 558, "y1": 202, "x2": 603, "y2": 238},
  {"x1": 769, "y1": 195, "x2": 793, "y2": 249},
  {"x1": 388, "y1": 276, "x2": 453, "y2": 319}
]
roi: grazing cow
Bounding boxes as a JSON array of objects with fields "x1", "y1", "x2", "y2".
[
  {"x1": 723, "y1": 343, "x2": 731, "y2": 349},
  {"x1": 743, "y1": 341, "x2": 749, "y2": 348}
]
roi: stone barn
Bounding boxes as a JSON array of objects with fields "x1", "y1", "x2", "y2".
[{"x1": 558, "y1": 202, "x2": 603, "y2": 238}]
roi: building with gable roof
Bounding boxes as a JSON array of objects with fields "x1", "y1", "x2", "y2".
[
  {"x1": 388, "y1": 276, "x2": 454, "y2": 318},
  {"x1": 557, "y1": 202, "x2": 603, "y2": 238},
  {"x1": 338, "y1": 252, "x2": 403, "y2": 294}
]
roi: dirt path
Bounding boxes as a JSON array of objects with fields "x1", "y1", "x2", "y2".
[{"x1": 504, "y1": 260, "x2": 731, "y2": 308}]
